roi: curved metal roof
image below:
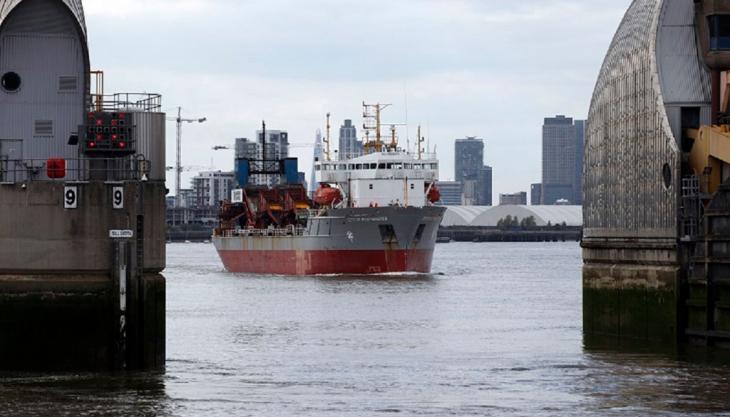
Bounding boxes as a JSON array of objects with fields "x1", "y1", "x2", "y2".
[
  {"x1": 584, "y1": 0, "x2": 682, "y2": 240},
  {"x1": 442, "y1": 206, "x2": 583, "y2": 228},
  {"x1": 0, "y1": 0, "x2": 86, "y2": 35}
]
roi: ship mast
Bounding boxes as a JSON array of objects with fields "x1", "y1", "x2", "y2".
[
  {"x1": 324, "y1": 112, "x2": 332, "y2": 161},
  {"x1": 417, "y1": 125, "x2": 424, "y2": 160},
  {"x1": 362, "y1": 102, "x2": 392, "y2": 154}
]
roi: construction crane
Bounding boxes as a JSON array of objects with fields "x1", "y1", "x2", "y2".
[{"x1": 166, "y1": 107, "x2": 207, "y2": 208}]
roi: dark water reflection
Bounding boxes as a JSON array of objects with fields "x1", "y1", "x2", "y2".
[{"x1": 2, "y1": 242, "x2": 730, "y2": 416}]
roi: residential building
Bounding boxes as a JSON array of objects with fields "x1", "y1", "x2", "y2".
[
  {"x1": 499, "y1": 192, "x2": 528, "y2": 206},
  {"x1": 192, "y1": 171, "x2": 235, "y2": 207}
]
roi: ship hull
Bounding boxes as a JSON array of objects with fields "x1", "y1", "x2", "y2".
[{"x1": 213, "y1": 206, "x2": 445, "y2": 275}]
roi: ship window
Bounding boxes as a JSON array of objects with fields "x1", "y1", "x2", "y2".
[
  {"x1": 709, "y1": 15, "x2": 730, "y2": 50},
  {"x1": 371, "y1": 164, "x2": 377, "y2": 169},
  {"x1": 348, "y1": 164, "x2": 355, "y2": 170},
  {"x1": 315, "y1": 165, "x2": 321, "y2": 171},
  {"x1": 378, "y1": 163, "x2": 386, "y2": 169},
  {"x1": 340, "y1": 164, "x2": 347, "y2": 170},
  {"x1": 386, "y1": 163, "x2": 393, "y2": 169},
  {"x1": 405, "y1": 164, "x2": 412, "y2": 169},
  {"x1": 1, "y1": 72, "x2": 20, "y2": 92},
  {"x1": 369, "y1": 184, "x2": 374, "y2": 190},
  {"x1": 379, "y1": 224, "x2": 398, "y2": 244},
  {"x1": 410, "y1": 183, "x2": 415, "y2": 190},
  {"x1": 414, "y1": 164, "x2": 422, "y2": 170},
  {"x1": 356, "y1": 164, "x2": 362, "y2": 169},
  {"x1": 393, "y1": 163, "x2": 403, "y2": 169}
]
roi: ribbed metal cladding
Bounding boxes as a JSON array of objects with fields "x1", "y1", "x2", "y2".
[
  {"x1": 0, "y1": 0, "x2": 85, "y2": 35},
  {"x1": 584, "y1": 0, "x2": 684, "y2": 240}
]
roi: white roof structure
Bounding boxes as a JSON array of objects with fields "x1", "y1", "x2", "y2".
[{"x1": 442, "y1": 205, "x2": 582, "y2": 227}]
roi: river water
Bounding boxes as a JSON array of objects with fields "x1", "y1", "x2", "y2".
[{"x1": 2, "y1": 242, "x2": 730, "y2": 416}]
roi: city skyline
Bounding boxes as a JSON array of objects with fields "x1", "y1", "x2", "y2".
[{"x1": 82, "y1": 0, "x2": 633, "y2": 199}]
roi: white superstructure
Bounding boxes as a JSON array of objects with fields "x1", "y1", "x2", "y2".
[{"x1": 314, "y1": 150, "x2": 439, "y2": 208}]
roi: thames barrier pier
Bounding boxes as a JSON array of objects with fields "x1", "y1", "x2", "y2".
[
  {"x1": 584, "y1": 0, "x2": 730, "y2": 347},
  {"x1": 0, "y1": 0, "x2": 166, "y2": 370}
]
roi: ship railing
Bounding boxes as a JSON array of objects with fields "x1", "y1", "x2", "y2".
[
  {"x1": 0, "y1": 157, "x2": 151, "y2": 183},
  {"x1": 220, "y1": 225, "x2": 307, "y2": 238}
]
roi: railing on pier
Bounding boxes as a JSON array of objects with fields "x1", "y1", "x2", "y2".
[
  {"x1": 0, "y1": 157, "x2": 151, "y2": 183},
  {"x1": 91, "y1": 93, "x2": 162, "y2": 113}
]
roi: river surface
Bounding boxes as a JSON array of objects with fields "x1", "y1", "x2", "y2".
[{"x1": 2, "y1": 242, "x2": 730, "y2": 416}]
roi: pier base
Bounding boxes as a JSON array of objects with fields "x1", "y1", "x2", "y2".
[
  {"x1": 582, "y1": 238, "x2": 681, "y2": 345},
  {"x1": 0, "y1": 274, "x2": 165, "y2": 371}
]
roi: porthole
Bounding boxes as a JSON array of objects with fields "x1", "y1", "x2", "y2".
[
  {"x1": 662, "y1": 163, "x2": 672, "y2": 189},
  {"x1": 1, "y1": 72, "x2": 21, "y2": 92}
]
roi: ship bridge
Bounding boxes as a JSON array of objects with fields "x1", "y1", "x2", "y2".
[
  {"x1": 315, "y1": 151, "x2": 439, "y2": 184},
  {"x1": 314, "y1": 150, "x2": 439, "y2": 208}
]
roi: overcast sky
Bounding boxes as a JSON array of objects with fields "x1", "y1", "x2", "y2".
[{"x1": 83, "y1": 0, "x2": 632, "y2": 198}]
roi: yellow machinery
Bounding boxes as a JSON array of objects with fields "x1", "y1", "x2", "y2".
[{"x1": 687, "y1": 125, "x2": 730, "y2": 195}]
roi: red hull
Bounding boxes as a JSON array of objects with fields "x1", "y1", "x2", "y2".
[{"x1": 217, "y1": 249, "x2": 435, "y2": 275}]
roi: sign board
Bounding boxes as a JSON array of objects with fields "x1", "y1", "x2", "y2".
[
  {"x1": 112, "y1": 187, "x2": 124, "y2": 209},
  {"x1": 109, "y1": 230, "x2": 134, "y2": 239},
  {"x1": 232, "y1": 189, "x2": 244, "y2": 203},
  {"x1": 64, "y1": 186, "x2": 78, "y2": 209}
]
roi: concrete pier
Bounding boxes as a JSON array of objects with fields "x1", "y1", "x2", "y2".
[{"x1": 0, "y1": 181, "x2": 166, "y2": 371}]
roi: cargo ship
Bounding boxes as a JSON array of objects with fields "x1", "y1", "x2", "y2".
[{"x1": 212, "y1": 103, "x2": 445, "y2": 275}]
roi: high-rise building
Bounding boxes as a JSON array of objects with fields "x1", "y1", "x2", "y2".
[
  {"x1": 499, "y1": 192, "x2": 528, "y2": 206},
  {"x1": 257, "y1": 129, "x2": 289, "y2": 161},
  {"x1": 541, "y1": 116, "x2": 584, "y2": 205},
  {"x1": 338, "y1": 119, "x2": 362, "y2": 161},
  {"x1": 479, "y1": 166, "x2": 493, "y2": 206},
  {"x1": 455, "y1": 137, "x2": 492, "y2": 206},
  {"x1": 310, "y1": 129, "x2": 324, "y2": 193},
  {"x1": 530, "y1": 183, "x2": 542, "y2": 206},
  {"x1": 437, "y1": 181, "x2": 464, "y2": 206},
  {"x1": 235, "y1": 137, "x2": 259, "y2": 160},
  {"x1": 192, "y1": 171, "x2": 235, "y2": 207}
]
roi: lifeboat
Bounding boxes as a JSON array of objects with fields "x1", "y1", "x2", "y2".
[
  {"x1": 314, "y1": 183, "x2": 343, "y2": 206},
  {"x1": 427, "y1": 184, "x2": 441, "y2": 204}
]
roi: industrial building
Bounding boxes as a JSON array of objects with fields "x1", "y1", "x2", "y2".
[{"x1": 584, "y1": 0, "x2": 730, "y2": 347}]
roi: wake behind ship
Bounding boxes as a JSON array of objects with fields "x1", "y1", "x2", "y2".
[{"x1": 212, "y1": 104, "x2": 446, "y2": 275}]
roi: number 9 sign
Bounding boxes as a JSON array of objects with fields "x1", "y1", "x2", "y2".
[
  {"x1": 113, "y1": 187, "x2": 124, "y2": 209},
  {"x1": 64, "y1": 186, "x2": 78, "y2": 209}
]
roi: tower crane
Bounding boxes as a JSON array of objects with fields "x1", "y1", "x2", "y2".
[{"x1": 166, "y1": 107, "x2": 207, "y2": 207}]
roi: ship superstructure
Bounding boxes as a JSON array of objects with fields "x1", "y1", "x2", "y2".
[{"x1": 213, "y1": 103, "x2": 445, "y2": 275}]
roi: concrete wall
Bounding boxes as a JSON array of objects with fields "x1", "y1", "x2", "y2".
[{"x1": 0, "y1": 181, "x2": 166, "y2": 273}]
